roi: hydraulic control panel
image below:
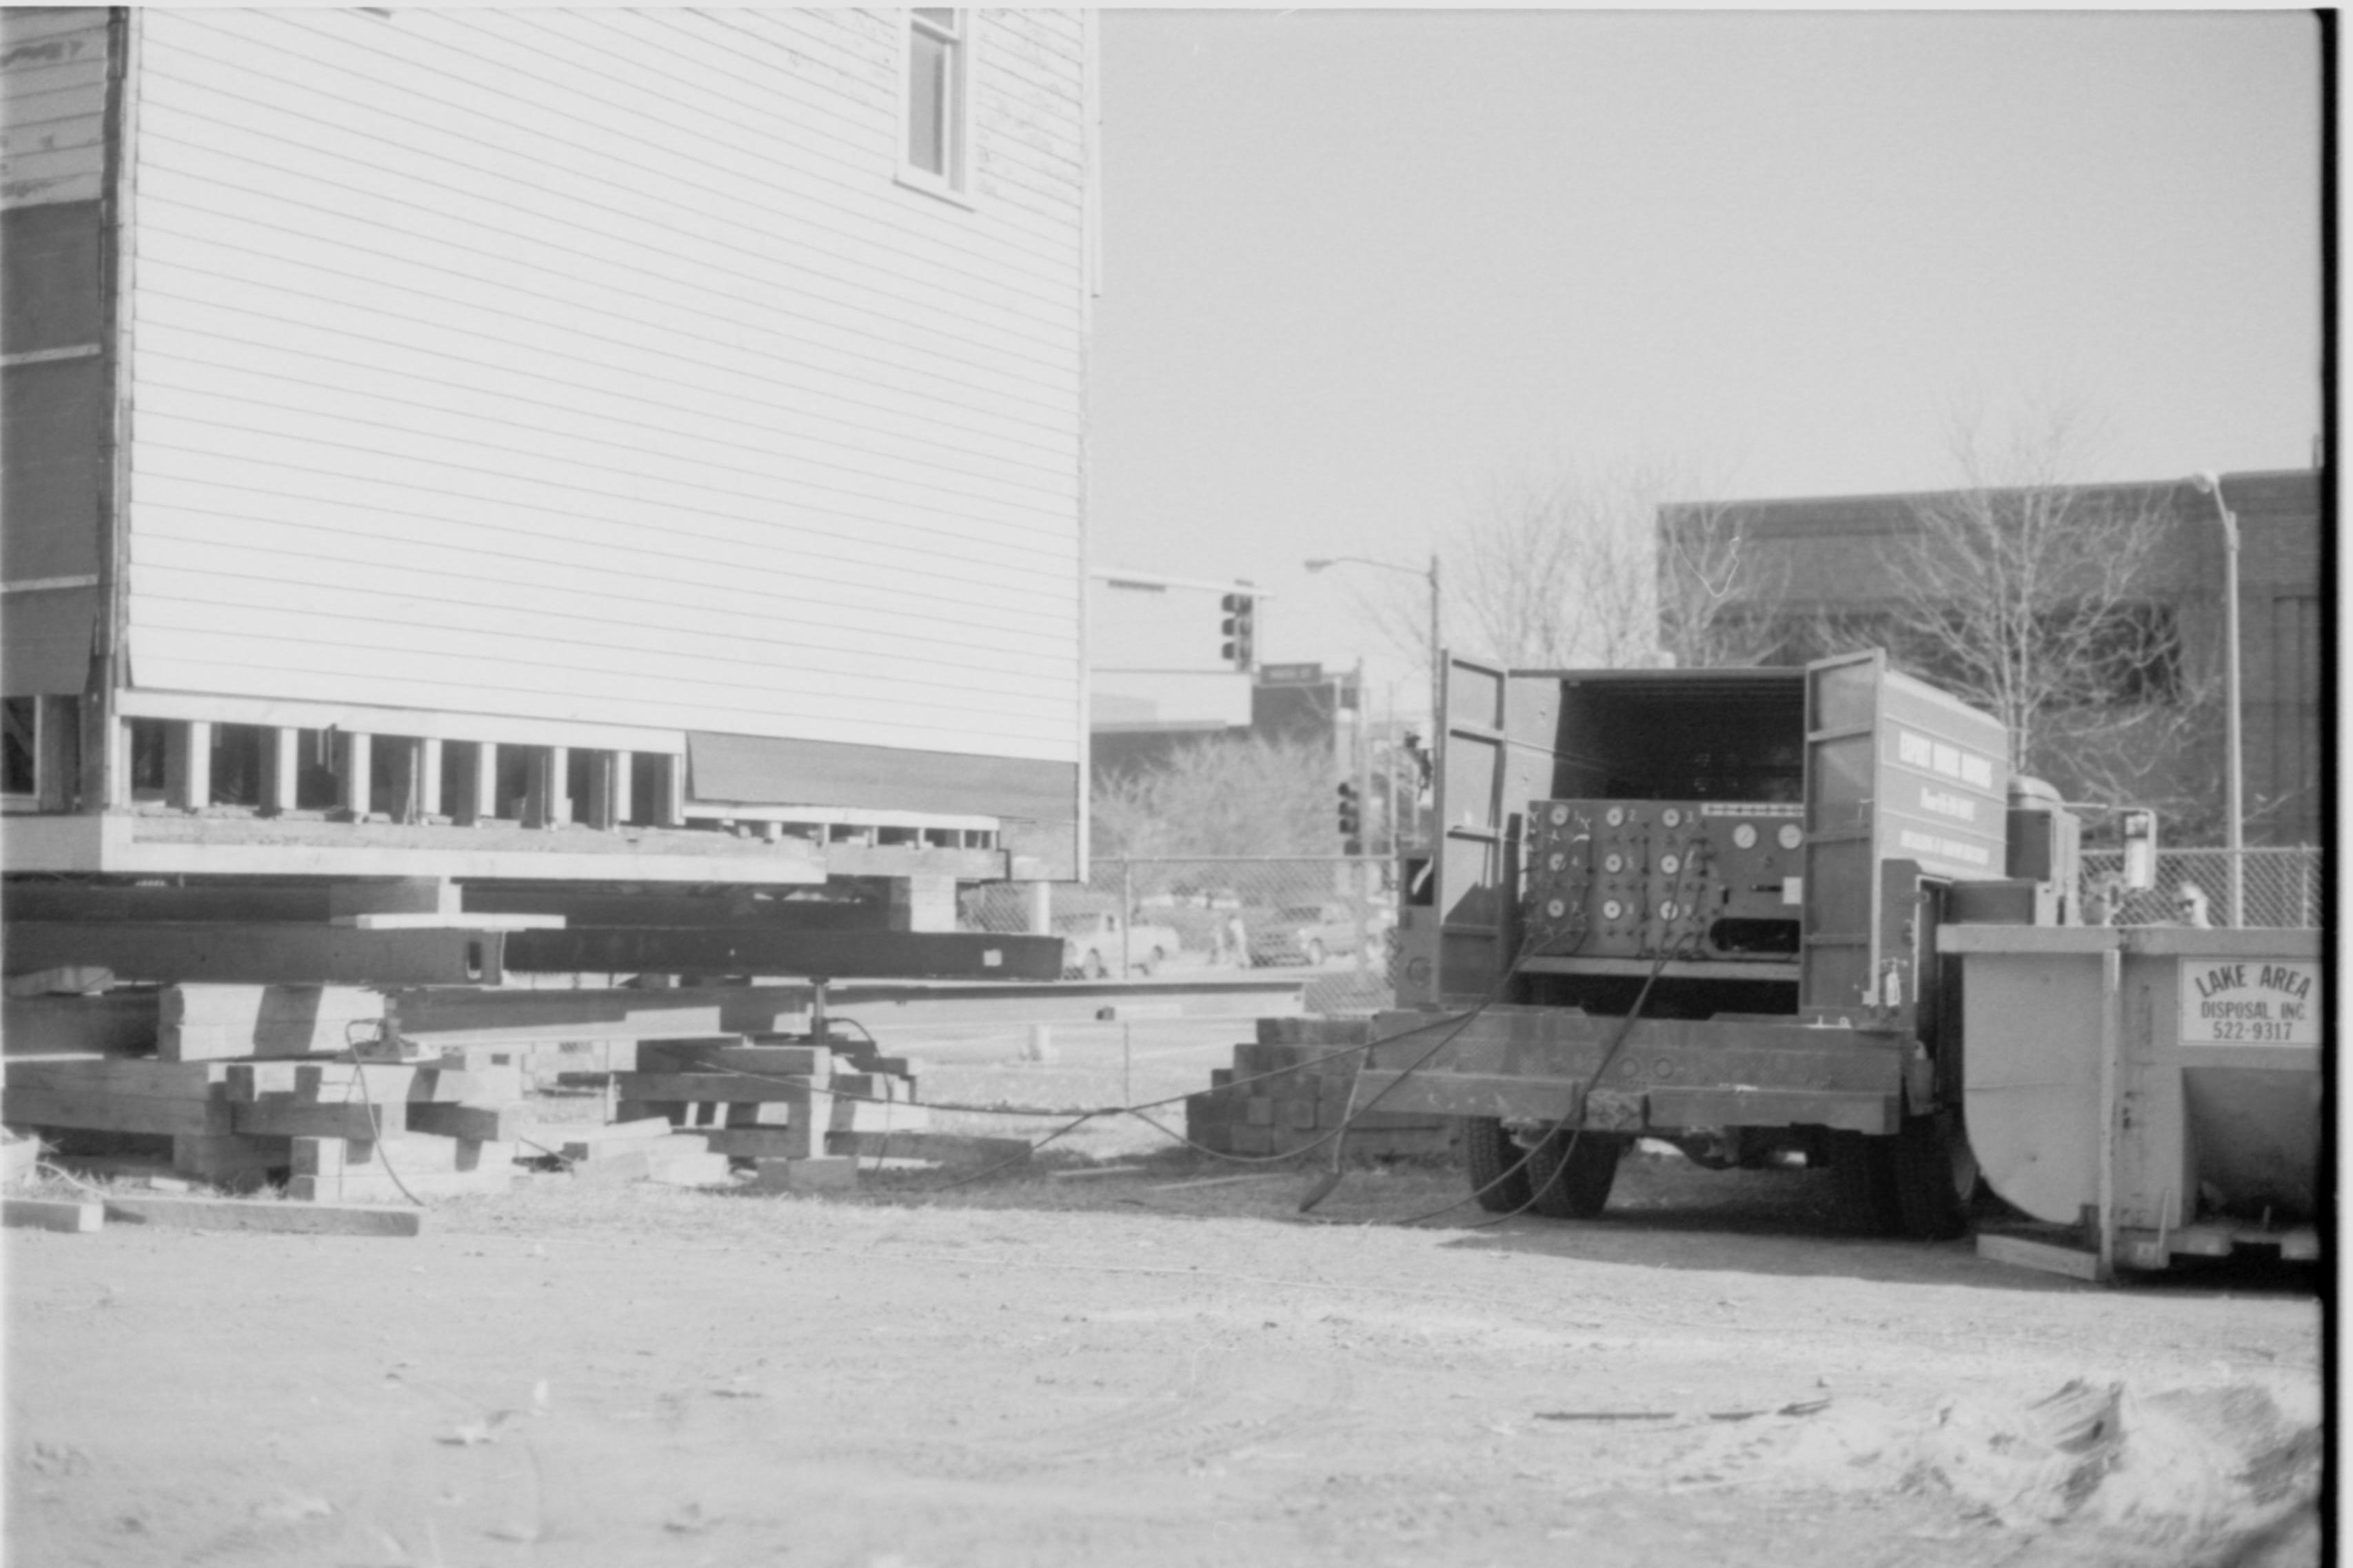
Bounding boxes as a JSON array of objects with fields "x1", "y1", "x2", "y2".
[{"x1": 1523, "y1": 798, "x2": 1806, "y2": 961}]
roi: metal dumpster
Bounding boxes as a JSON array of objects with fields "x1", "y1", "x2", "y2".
[{"x1": 1940, "y1": 924, "x2": 2322, "y2": 1277}]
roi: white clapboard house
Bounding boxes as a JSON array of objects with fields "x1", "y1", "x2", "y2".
[{"x1": 1, "y1": 7, "x2": 1096, "y2": 896}]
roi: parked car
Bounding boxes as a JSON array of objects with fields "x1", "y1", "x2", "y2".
[
  {"x1": 1244, "y1": 903, "x2": 1371, "y2": 967},
  {"x1": 1053, "y1": 912, "x2": 1183, "y2": 979}
]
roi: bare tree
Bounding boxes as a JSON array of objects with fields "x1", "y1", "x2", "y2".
[
  {"x1": 1090, "y1": 733, "x2": 1339, "y2": 861},
  {"x1": 1354, "y1": 458, "x2": 1755, "y2": 682},
  {"x1": 1880, "y1": 409, "x2": 2221, "y2": 830},
  {"x1": 1655, "y1": 495, "x2": 1799, "y2": 669}
]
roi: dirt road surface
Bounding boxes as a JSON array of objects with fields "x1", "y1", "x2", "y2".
[{"x1": 7, "y1": 1150, "x2": 2322, "y2": 1568}]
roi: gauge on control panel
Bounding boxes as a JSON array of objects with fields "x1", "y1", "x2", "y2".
[
  {"x1": 1547, "y1": 851, "x2": 1566, "y2": 872},
  {"x1": 1600, "y1": 899, "x2": 1624, "y2": 922},
  {"x1": 1545, "y1": 899, "x2": 1568, "y2": 919},
  {"x1": 1548, "y1": 804, "x2": 1569, "y2": 826},
  {"x1": 1659, "y1": 853, "x2": 1681, "y2": 875},
  {"x1": 1659, "y1": 901, "x2": 1679, "y2": 920},
  {"x1": 1603, "y1": 852, "x2": 1624, "y2": 874},
  {"x1": 1778, "y1": 824, "x2": 1803, "y2": 851},
  {"x1": 1661, "y1": 807, "x2": 1682, "y2": 828},
  {"x1": 1732, "y1": 823, "x2": 1757, "y2": 849}
]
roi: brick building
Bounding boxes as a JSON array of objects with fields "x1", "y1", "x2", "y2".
[{"x1": 1661, "y1": 468, "x2": 2324, "y2": 846}]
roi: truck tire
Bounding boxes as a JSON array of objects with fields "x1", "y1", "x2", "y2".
[
  {"x1": 1461, "y1": 1117, "x2": 1533, "y2": 1213},
  {"x1": 1527, "y1": 1128, "x2": 1622, "y2": 1219},
  {"x1": 1888, "y1": 1110, "x2": 1977, "y2": 1241},
  {"x1": 1829, "y1": 1130, "x2": 1897, "y2": 1236}
]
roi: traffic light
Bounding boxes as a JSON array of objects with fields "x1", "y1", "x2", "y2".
[
  {"x1": 1219, "y1": 593, "x2": 1255, "y2": 670},
  {"x1": 1336, "y1": 781, "x2": 1362, "y2": 855}
]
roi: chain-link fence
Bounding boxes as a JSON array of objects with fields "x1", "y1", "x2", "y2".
[{"x1": 2080, "y1": 846, "x2": 2324, "y2": 929}]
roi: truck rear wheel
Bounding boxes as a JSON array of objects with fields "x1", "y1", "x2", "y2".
[
  {"x1": 1461, "y1": 1117, "x2": 1532, "y2": 1213},
  {"x1": 1888, "y1": 1110, "x2": 1977, "y2": 1241},
  {"x1": 1527, "y1": 1128, "x2": 1622, "y2": 1219}
]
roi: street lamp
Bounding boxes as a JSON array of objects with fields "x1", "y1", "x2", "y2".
[
  {"x1": 2188, "y1": 471, "x2": 2243, "y2": 928},
  {"x1": 1303, "y1": 553, "x2": 1442, "y2": 728}
]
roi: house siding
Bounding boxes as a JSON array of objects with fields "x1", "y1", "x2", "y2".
[{"x1": 118, "y1": 8, "x2": 1087, "y2": 764}]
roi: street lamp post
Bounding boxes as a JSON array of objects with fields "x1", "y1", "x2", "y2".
[
  {"x1": 2188, "y1": 471, "x2": 2243, "y2": 928},
  {"x1": 1303, "y1": 553, "x2": 1443, "y2": 727}
]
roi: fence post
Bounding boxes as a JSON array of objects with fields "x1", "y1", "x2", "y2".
[{"x1": 1120, "y1": 859, "x2": 1133, "y2": 979}]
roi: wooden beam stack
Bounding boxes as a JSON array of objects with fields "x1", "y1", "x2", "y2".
[
  {"x1": 1185, "y1": 1017, "x2": 1452, "y2": 1159},
  {"x1": 617, "y1": 1035, "x2": 931, "y2": 1180},
  {"x1": 1, "y1": 987, "x2": 532, "y2": 1199}
]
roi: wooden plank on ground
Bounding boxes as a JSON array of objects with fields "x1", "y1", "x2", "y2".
[
  {"x1": 99, "y1": 1193, "x2": 424, "y2": 1235},
  {"x1": 4, "y1": 1197, "x2": 104, "y2": 1233},
  {"x1": 2, "y1": 1088, "x2": 236, "y2": 1137},
  {"x1": 231, "y1": 1099, "x2": 405, "y2": 1139}
]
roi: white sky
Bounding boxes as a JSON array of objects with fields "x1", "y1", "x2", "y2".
[{"x1": 1082, "y1": 8, "x2": 2325, "y2": 719}]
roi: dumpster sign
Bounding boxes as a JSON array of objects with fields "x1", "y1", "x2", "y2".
[{"x1": 2179, "y1": 958, "x2": 2321, "y2": 1046}]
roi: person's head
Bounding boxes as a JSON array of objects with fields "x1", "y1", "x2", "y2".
[{"x1": 2174, "y1": 884, "x2": 2211, "y2": 926}]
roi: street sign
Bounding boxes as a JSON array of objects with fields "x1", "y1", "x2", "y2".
[{"x1": 1258, "y1": 662, "x2": 1324, "y2": 685}]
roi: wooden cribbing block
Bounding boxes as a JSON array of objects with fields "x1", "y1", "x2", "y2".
[
  {"x1": 543, "y1": 1116, "x2": 676, "y2": 1147},
  {"x1": 610, "y1": 1072, "x2": 823, "y2": 1102},
  {"x1": 561, "y1": 1132, "x2": 709, "y2": 1162},
  {"x1": 159, "y1": 985, "x2": 387, "y2": 1061},
  {"x1": 4, "y1": 1198, "x2": 103, "y2": 1233},
  {"x1": 403, "y1": 1104, "x2": 517, "y2": 1141},
  {"x1": 231, "y1": 1098, "x2": 405, "y2": 1139},
  {"x1": 2, "y1": 1088, "x2": 235, "y2": 1137},
  {"x1": 748, "y1": 1157, "x2": 856, "y2": 1193},
  {"x1": 825, "y1": 1073, "x2": 908, "y2": 1101},
  {"x1": 100, "y1": 1193, "x2": 423, "y2": 1236},
  {"x1": 1, "y1": 992, "x2": 162, "y2": 1058},
  {"x1": 172, "y1": 1134, "x2": 292, "y2": 1181},
  {"x1": 638, "y1": 1040, "x2": 830, "y2": 1077},
  {"x1": 835, "y1": 1098, "x2": 927, "y2": 1132},
  {"x1": 6, "y1": 1060, "x2": 233, "y2": 1098},
  {"x1": 714, "y1": 1095, "x2": 928, "y2": 1134},
  {"x1": 294, "y1": 1063, "x2": 421, "y2": 1103},
  {"x1": 825, "y1": 1131, "x2": 1031, "y2": 1168},
  {"x1": 700, "y1": 1129, "x2": 811, "y2": 1159},
  {"x1": 407, "y1": 1065, "x2": 525, "y2": 1105}
]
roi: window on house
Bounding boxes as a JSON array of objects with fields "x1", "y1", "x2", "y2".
[
  {"x1": 904, "y1": 8, "x2": 969, "y2": 195},
  {"x1": 2, "y1": 699, "x2": 35, "y2": 796}
]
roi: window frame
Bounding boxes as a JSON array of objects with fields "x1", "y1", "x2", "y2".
[{"x1": 896, "y1": 8, "x2": 976, "y2": 207}]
